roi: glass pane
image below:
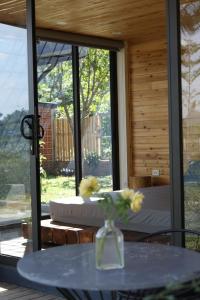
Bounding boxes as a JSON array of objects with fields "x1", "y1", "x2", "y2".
[
  {"x1": 180, "y1": 0, "x2": 200, "y2": 232},
  {"x1": 0, "y1": 3, "x2": 32, "y2": 257},
  {"x1": 79, "y1": 47, "x2": 113, "y2": 191},
  {"x1": 37, "y1": 41, "x2": 75, "y2": 209}
]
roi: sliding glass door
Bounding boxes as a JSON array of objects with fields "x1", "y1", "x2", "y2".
[
  {"x1": 36, "y1": 41, "x2": 76, "y2": 204},
  {"x1": 0, "y1": 0, "x2": 39, "y2": 259},
  {"x1": 0, "y1": 21, "x2": 33, "y2": 258},
  {"x1": 167, "y1": 0, "x2": 200, "y2": 245},
  {"x1": 79, "y1": 47, "x2": 113, "y2": 191},
  {"x1": 36, "y1": 40, "x2": 119, "y2": 213}
]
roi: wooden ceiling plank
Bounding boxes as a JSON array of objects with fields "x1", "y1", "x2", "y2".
[{"x1": 0, "y1": 0, "x2": 166, "y2": 42}]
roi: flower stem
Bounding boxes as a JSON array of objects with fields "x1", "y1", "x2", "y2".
[{"x1": 96, "y1": 236, "x2": 106, "y2": 266}]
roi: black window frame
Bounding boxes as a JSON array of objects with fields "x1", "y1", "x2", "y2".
[{"x1": 167, "y1": 0, "x2": 185, "y2": 247}]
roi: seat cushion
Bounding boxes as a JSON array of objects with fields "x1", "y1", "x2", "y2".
[{"x1": 49, "y1": 186, "x2": 171, "y2": 233}]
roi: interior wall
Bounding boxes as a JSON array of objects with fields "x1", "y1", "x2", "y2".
[{"x1": 127, "y1": 38, "x2": 170, "y2": 187}]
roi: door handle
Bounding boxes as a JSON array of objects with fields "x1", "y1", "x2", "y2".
[
  {"x1": 20, "y1": 114, "x2": 34, "y2": 140},
  {"x1": 20, "y1": 115, "x2": 45, "y2": 140},
  {"x1": 20, "y1": 114, "x2": 45, "y2": 155}
]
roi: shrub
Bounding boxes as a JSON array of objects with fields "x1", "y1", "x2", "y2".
[{"x1": 85, "y1": 152, "x2": 100, "y2": 169}]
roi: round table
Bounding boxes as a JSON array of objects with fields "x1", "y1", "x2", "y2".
[{"x1": 17, "y1": 242, "x2": 200, "y2": 299}]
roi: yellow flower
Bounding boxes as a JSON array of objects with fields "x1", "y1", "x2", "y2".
[
  {"x1": 130, "y1": 192, "x2": 144, "y2": 213},
  {"x1": 79, "y1": 176, "x2": 100, "y2": 197},
  {"x1": 120, "y1": 188, "x2": 135, "y2": 200}
]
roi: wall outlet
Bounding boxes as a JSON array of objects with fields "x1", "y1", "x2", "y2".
[{"x1": 152, "y1": 169, "x2": 160, "y2": 176}]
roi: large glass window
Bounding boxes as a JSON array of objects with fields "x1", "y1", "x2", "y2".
[
  {"x1": 38, "y1": 42, "x2": 118, "y2": 209},
  {"x1": 180, "y1": 0, "x2": 200, "y2": 231},
  {"x1": 79, "y1": 47, "x2": 113, "y2": 191},
  {"x1": 0, "y1": 15, "x2": 32, "y2": 256},
  {"x1": 37, "y1": 41, "x2": 75, "y2": 205}
]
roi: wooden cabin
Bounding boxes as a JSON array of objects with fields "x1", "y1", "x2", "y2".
[
  {"x1": 1, "y1": 0, "x2": 200, "y2": 273},
  {"x1": 0, "y1": 0, "x2": 169, "y2": 187}
]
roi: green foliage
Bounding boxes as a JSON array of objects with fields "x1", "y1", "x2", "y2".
[
  {"x1": 41, "y1": 175, "x2": 112, "y2": 203},
  {"x1": 0, "y1": 151, "x2": 30, "y2": 192},
  {"x1": 0, "y1": 109, "x2": 29, "y2": 153},
  {"x1": 79, "y1": 48, "x2": 110, "y2": 119},
  {"x1": 144, "y1": 278, "x2": 200, "y2": 300},
  {"x1": 85, "y1": 152, "x2": 100, "y2": 168},
  {"x1": 39, "y1": 141, "x2": 47, "y2": 178},
  {"x1": 96, "y1": 192, "x2": 133, "y2": 223},
  {"x1": 184, "y1": 183, "x2": 200, "y2": 212},
  {"x1": 184, "y1": 182, "x2": 200, "y2": 229},
  {"x1": 100, "y1": 113, "x2": 112, "y2": 159},
  {"x1": 181, "y1": 41, "x2": 200, "y2": 115},
  {"x1": 96, "y1": 191, "x2": 139, "y2": 222},
  {"x1": 115, "y1": 196, "x2": 132, "y2": 223},
  {"x1": 0, "y1": 109, "x2": 31, "y2": 194},
  {"x1": 101, "y1": 137, "x2": 112, "y2": 160},
  {"x1": 37, "y1": 46, "x2": 110, "y2": 134},
  {"x1": 21, "y1": 216, "x2": 32, "y2": 224},
  {"x1": 97, "y1": 193, "x2": 115, "y2": 220},
  {"x1": 0, "y1": 184, "x2": 11, "y2": 200},
  {"x1": 101, "y1": 112, "x2": 111, "y2": 136},
  {"x1": 185, "y1": 235, "x2": 200, "y2": 251}
]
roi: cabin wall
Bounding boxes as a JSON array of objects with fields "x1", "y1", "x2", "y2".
[{"x1": 127, "y1": 38, "x2": 170, "y2": 186}]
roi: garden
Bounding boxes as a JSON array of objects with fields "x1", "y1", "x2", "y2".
[{"x1": 41, "y1": 174, "x2": 112, "y2": 203}]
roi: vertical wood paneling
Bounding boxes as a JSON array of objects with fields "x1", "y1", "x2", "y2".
[{"x1": 127, "y1": 38, "x2": 170, "y2": 186}]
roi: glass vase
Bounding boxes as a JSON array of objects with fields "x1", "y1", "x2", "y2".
[{"x1": 95, "y1": 219, "x2": 124, "y2": 270}]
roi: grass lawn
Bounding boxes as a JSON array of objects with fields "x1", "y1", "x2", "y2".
[{"x1": 41, "y1": 175, "x2": 112, "y2": 203}]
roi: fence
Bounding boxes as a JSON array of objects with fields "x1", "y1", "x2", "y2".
[
  {"x1": 54, "y1": 115, "x2": 102, "y2": 161},
  {"x1": 54, "y1": 118, "x2": 74, "y2": 161}
]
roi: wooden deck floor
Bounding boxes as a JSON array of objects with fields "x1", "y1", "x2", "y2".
[{"x1": 0, "y1": 282, "x2": 64, "y2": 300}]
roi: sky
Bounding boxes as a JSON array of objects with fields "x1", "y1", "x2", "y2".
[{"x1": 0, "y1": 23, "x2": 29, "y2": 119}]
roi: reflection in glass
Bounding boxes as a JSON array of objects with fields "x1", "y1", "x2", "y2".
[
  {"x1": 37, "y1": 41, "x2": 76, "y2": 206},
  {"x1": 180, "y1": 1, "x2": 200, "y2": 231},
  {"x1": 79, "y1": 47, "x2": 113, "y2": 191},
  {"x1": 0, "y1": 23, "x2": 32, "y2": 257}
]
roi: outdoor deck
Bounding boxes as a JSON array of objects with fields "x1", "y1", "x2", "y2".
[
  {"x1": 0, "y1": 282, "x2": 64, "y2": 299},
  {"x1": 0, "y1": 237, "x2": 30, "y2": 258}
]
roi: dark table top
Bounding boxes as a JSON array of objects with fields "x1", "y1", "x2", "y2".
[{"x1": 17, "y1": 242, "x2": 200, "y2": 291}]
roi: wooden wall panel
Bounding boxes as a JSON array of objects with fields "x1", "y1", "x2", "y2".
[{"x1": 127, "y1": 39, "x2": 170, "y2": 186}]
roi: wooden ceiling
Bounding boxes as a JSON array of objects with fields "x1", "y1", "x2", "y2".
[{"x1": 0, "y1": 0, "x2": 166, "y2": 43}]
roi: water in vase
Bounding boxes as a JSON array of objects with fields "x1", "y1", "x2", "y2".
[{"x1": 95, "y1": 220, "x2": 124, "y2": 270}]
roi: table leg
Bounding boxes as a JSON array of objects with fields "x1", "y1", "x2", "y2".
[
  {"x1": 57, "y1": 288, "x2": 78, "y2": 300},
  {"x1": 57, "y1": 288, "x2": 117, "y2": 300}
]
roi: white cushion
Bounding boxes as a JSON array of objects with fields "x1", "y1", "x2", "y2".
[{"x1": 49, "y1": 186, "x2": 171, "y2": 233}]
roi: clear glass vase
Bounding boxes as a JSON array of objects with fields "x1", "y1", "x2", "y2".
[{"x1": 95, "y1": 219, "x2": 124, "y2": 270}]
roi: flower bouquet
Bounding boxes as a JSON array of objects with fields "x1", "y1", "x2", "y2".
[{"x1": 79, "y1": 176, "x2": 144, "y2": 270}]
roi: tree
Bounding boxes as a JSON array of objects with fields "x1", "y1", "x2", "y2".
[
  {"x1": 37, "y1": 47, "x2": 110, "y2": 135},
  {"x1": 180, "y1": 1, "x2": 200, "y2": 35},
  {"x1": 180, "y1": 1, "x2": 200, "y2": 117},
  {"x1": 181, "y1": 40, "x2": 200, "y2": 117}
]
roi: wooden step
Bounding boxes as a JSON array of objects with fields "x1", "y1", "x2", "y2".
[
  {"x1": 41, "y1": 219, "x2": 97, "y2": 245},
  {"x1": 22, "y1": 219, "x2": 144, "y2": 246}
]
